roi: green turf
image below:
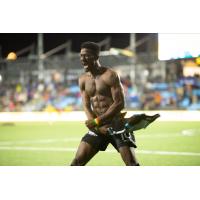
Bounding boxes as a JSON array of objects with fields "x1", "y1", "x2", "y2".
[{"x1": 0, "y1": 121, "x2": 200, "y2": 166}]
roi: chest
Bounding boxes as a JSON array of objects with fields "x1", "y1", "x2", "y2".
[{"x1": 85, "y1": 76, "x2": 109, "y2": 96}]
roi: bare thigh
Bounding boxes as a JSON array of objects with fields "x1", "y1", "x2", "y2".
[
  {"x1": 119, "y1": 146, "x2": 139, "y2": 166},
  {"x1": 70, "y1": 141, "x2": 99, "y2": 166}
]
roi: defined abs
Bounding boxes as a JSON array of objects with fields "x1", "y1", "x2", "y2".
[{"x1": 91, "y1": 95, "x2": 113, "y2": 116}]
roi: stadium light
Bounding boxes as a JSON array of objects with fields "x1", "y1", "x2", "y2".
[
  {"x1": 6, "y1": 52, "x2": 17, "y2": 60},
  {"x1": 0, "y1": 74, "x2": 2, "y2": 83}
]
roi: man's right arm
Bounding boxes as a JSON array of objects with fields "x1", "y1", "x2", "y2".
[{"x1": 79, "y1": 75, "x2": 96, "y2": 120}]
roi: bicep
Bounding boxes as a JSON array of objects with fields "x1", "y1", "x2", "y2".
[
  {"x1": 79, "y1": 76, "x2": 89, "y2": 106},
  {"x1": 111, "y1": 82, "x2": 124, "y2": 103},
  {"x1": 110, "y1": 73, "x2": 125, "y2": 104},
  {"x1": 79, "y1": 77, "x2": 95, "y2": 119},
  {"x1": 81, "y1": 90, "x2": 91, "y2": 108}
]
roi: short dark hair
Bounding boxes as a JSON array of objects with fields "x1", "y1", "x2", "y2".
[{"x1": 81, "y1": 41, "x2": 100, "y2": 57}]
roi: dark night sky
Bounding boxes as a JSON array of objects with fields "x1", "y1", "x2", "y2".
[{"x1": 0, "y1": 33, "x2": 131, "y2": 57}]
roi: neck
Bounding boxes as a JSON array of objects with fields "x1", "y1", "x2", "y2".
[{"x1": 90, "y1": 61, "x2": 101, "y2": 76}]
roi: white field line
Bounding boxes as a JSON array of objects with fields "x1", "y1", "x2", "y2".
[
  {"x1": 0, "y1": 135, "x2": 178, "y2": 146},
  {"x1": 137, "y1": 150, "x2": 200, "y2": 156},
  {"x1": 0, "y1": 131, "x2": 198, "y2": 146},
  {"x1": 0, "y1": 146, "x2": 200, "y2": 157},
  {"x1": 1, "y1": 111, "x2": 200, "y2": 121},
  {"x1": 0, "y1": 138, "x2": 80, "y2": 145}
]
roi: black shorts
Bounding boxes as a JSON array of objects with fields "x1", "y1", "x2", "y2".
[{"x1": 81, "y1": 130, "x2": 137, "y2": 151}]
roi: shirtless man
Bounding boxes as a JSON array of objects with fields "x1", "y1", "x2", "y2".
[{"x1": 70, "y1": 41, "x2": 139, "y2": 166}]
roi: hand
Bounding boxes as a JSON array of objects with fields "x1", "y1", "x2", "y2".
[
  {"x1": 85, "y1": 119, "x2": 96, "y2": 129},
  {"x1": 85, "y1": 119, "x2": 110, "y2": 135}
]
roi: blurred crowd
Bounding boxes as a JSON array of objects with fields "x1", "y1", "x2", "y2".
[
  {"x1": 123, "y1": 74, "x2": 200, "y2": 110},
  {"x1": 0, "y1": 78, "x2": 82, "y2": 112},
  {"x1": 1, "y1": 74, "x2": 200, "y2": 112}
]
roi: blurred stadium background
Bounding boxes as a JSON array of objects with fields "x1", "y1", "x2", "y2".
[{"x1": 0, "y1": 33, "x2": 200, "y2": 166}]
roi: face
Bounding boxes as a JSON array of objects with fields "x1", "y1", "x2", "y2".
[{"x1": 80, "y1": 48, "x2": 97, "y2": 72}]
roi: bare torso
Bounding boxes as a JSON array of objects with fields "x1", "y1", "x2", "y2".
[
  {"x1": 84, "y1": 68, "x2": 114, "y2": 117},
  {"x1": 79, "y1": 66, "x2": 125, "y2": 131},
  {"x1": 80, "y1": 67, "x2": 124, "y2": 121}
]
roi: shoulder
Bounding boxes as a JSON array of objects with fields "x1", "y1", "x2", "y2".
[
  {"x1": 79, "y1": 73, "x2": 88, "y2": 82},
  {"x1": 104, "y1": 67, "x2": 116, "y2": 74},
  {"x1": 78, "y1": 73, "x2": 86, "y2": 89},
  {"x1": 102, "y1": 67, "x2": 120, "y2": 85}
]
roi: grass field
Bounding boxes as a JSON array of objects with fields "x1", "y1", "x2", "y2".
[{"x1": 0, "y1": 121, "x2": 200, "y2": 166}]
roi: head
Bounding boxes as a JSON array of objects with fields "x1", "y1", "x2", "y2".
[{"x1": 80, "y1": 41, "x2": 100, "y2": 72}]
